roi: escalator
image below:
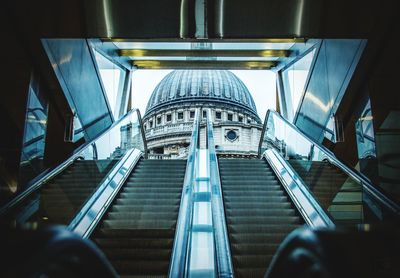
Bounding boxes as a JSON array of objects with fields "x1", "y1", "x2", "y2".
[
  {"x1": 92, "y1": 159, "x2": 186, "y2": 276},
  {"x1": 213, "y1": 109, "x2": 400, "y2": 277},
  {"x1": 0, "y1": 108, "x2": 200, "y2": 277},
  {"x1": 0, "y1": 109, "x2": 145, "y2": 229},
  {"x1": 1, "y1": 108, "x2": 399, "y2": 278},
  {"x1": 219, "y1": 158, "x2": 302, "y2": 277},
  {"x1": 260, "y1": 110, "x2": 399, "y2": 228}
]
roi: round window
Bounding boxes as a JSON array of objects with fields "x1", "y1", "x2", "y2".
[{"x1": 227, "y1": 130, "x2": 237, "y2": 141}]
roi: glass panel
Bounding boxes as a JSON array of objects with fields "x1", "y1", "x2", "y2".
[
  {"x1": 282, "y1": 49, "x2": 316, "y2": 120},
  {"x1": 355, "y1": 100, "x2": 378, "y2": 184},
  {"x1": 260, "y1": 110, "x2": 396, "y2": 227},
  {"x1": 94, "y1": 50, "x2": 126, "y2": 119},
  {"x1": 6, "y1": 110, "x2": 144, "y2": 229},
  {"x1": 16, "y1": 80, "x2": 48, "y2": 201}
]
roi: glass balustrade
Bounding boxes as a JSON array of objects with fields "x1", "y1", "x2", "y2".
[
  {"x1": 1, "y1": 109, "x2": 145, "y2": 229},
  {"x1": 260, "y1": 110, "x2": 398, "y2": 228}
]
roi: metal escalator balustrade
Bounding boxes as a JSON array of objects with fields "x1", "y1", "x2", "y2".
[
  {"x1": 206, "y1": 109, "x2": 234, "y2": 278},
  {"x1": 170, "y1": 108, "x2": 233, "y2": 277},
  {"x1": 0, "y1": 109, "x2": 146, "y2": 231},
  {"x1": 259, "y1": 110, "x2": 400, "y2": 227}
]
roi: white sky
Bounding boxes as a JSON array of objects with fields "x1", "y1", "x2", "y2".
[{"x1": 131, "y1": 69, "x2": 276, "y2": 119}]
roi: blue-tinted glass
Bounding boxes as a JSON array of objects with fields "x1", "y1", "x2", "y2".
[
  {"x1": 94, "y1": 50, "x2": 126, "y2": 119},
  {"x1": 19, "y1": 79, "x2": 48, "y2": 190},
  {"x1": 282, "y1": 49, "x2": 316, "y2": 121}
]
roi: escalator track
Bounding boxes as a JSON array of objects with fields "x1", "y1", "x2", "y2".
[
  {"x1": 92, "y1": 159, "x2": 186, "y2": 277},
  {"x1": 219, "y1": 158, "x2": 302, "y2": 277}
]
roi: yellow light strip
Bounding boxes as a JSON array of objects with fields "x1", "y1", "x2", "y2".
[
  {"x1": 102, "y1": 38, "x2": 305, "y2": 43},
  {"x1": 120, "y1": 49, "x2": 289, "y2": 58},
  {"x1": 131, "y1": 60, "x2": 276, "y2": 70}
]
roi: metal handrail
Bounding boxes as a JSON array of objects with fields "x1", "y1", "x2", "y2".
[
  {"x1": 136, "y1": 109, "x2": 148, "y2": 158},
  {"x1": 71, "y1": 148, "x2": 142, "y2": 238},
  {"x1": 206, "y1": 109, "x2": 234, "y2": 277},
  {"x1": 169, "y1": 109, "x2": 200, "y2": 277},
  {"x1": 262, "y1": 149, "x2": 334, "y2": 228},
  {"x1": 0, "y1": 108, "x2": 145, "y2": 216},
  {"x1": 258, "y1": 109, "x2": 400, "y2": 216}
]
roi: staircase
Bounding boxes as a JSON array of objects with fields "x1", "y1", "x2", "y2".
[
  {"x1": 92, "y1": 159, "x2": 186, "y2": 277},
  {"x1": 288, "y1": 160, "x2": 364, "y2": 225},
  {"x1": 36, "y1": 159, "x2": 117, "y2": 225},
  {"x1": 219, "y1": 159, "x2": 302, "y2": 278}
]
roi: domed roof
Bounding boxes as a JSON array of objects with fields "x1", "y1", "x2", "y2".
[{"x1": 145, "y1": 70, "x2": 258, "y2": 117}]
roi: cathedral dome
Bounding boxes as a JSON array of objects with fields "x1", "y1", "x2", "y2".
[{"x1": 145, "y1": 70, "x2": 258, "y2": 119}]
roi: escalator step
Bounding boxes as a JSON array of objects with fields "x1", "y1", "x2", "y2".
[
  {"x1": 111, "y1": 260, "x2": 170, "y2": 275},
  {"x1": 235, "y1": 268, "x2": 268, "y2": 278},
  {"x1": 101, "y1": 220, "x2": 177, "y2": 229},
  {"x1": 94, "y1": 238, "x2": 173, "y2": 249},
  {"x1": 231, "y1": 243, "x2": 280, "y2": 255},
  {"x1": 102, "y1": 248, "x2": 171, "y2": 260},
  {"x1": 97, "y1": 228, "x2": 175, "y2": 238},
  {"x1": 233, "y1": 254, "x2": 273, "y2": 268}
]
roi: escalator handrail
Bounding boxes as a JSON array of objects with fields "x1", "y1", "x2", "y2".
[
  {"x1": 69, "y1": 148, "x2": 142, "y2": 237},
  {"x1": 0, "y1": 108, "x2": 146, "y2": 217},
  {"x1": 258, "y1": 109, "x2": 400, "y2": 215},
  {"x1": 206, "y1": 109, "x2": 234, "y2": 277},
  {"x1": 168, "y1": 109, "x2": 200, "y2": 277},
  {"x1": 263, "y1": 148, "x2": 335, "y2": 228}
]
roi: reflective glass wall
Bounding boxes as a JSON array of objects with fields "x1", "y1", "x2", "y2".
[
  {"x1": 293, "y1": 39, "x2": 366, "y2": 143},
  {"x1": 18, "y1": 75, "x2": 48, "y2": 195},
  {"x1": 355, "y1": 100, "x2": 378, "y2": 183},
  {"x1": 94, "y1": 50, "x2": 127, "y2": 120},
  {"x1": 282, "y1": 49, "x2": 316, "y2": 122}
]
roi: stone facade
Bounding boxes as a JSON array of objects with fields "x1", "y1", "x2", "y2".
[{"x1": 142, "y1": 70, "x2": 263, "y2": 158}]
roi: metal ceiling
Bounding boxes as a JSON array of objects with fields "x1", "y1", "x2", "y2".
[
  {"x1": 95, "y1": 39, "x2": 317, "y2": 70},
  {"x1": 4, "y1": 0, "x2": 396, "y2": 70}
]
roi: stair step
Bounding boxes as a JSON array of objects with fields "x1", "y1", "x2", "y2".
[
  {"x1": 110, "y1": 205, "x2": 179, "y2": 213},
  {"x1": 226, "y1": 208, "x2": 296, "y2": 217},
  {"x1": 233, "y1": 254, "x2": 273, "y2": 268},
  {"x1": 97, "y1": 228, "x2": 175, "y2": 238},
  {"x1": 103, "y1": 248, "x2": 171, "y2": 260},
  {"x1": 234, "y1": 268, "x2": 267, "y2": 278},
  {"x1": 223, "y1": 191, "x2": 284, "y2": 197},
  {"x1": 121, "y1": 187, "x2": 182, "y2": 194},
  {"x1": 228, "y1": 216, "x2": 301, "y2": 225},
  {"x1": 94, "y1": 238, "x2": 173, "y2": 249},
  {"x1": 231, "y1": 243, "x2": 280, "y2": 255},
  {"x1": 107, "y1": 212, "x2": 177, "y2": 221}
]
